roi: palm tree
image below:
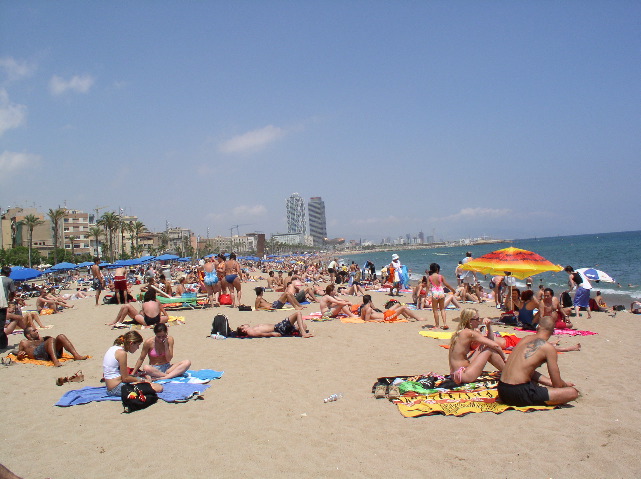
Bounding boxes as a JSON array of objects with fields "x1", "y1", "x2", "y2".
[
  {"x1": 20, "y1": 214, "x2": 45, "y2": 268},
  {"x1": 88, "y1": 226, "x2": 103, "y2": 257},
  {"x1": 98, "y1": 212, "x2": 120, "y2": 262},
  {"x1": 47, "y1": 208, "x2": 66, "y2": 265},
  {"x1": 68, "y1": 235, "x2": 78, "y2": 260},
  {"x1": 128, "y1": 221, "x2": 146, "y2": 257}
]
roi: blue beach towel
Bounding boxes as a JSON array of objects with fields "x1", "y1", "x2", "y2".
[
  {"x1": 155, "y1": 369, "x2": 224, "y2": 384},
  {"x1": 55, "y1": 383, "x2": 211, "y2": 407}
]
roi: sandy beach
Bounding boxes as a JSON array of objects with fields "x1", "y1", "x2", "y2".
[{"x1": 2, "y1": 280, "x2": 641, "y2": 479}]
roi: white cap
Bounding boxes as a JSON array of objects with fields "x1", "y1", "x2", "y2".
[{"x1": 392, "y1": 254, "x2": 399, "y2": 260}]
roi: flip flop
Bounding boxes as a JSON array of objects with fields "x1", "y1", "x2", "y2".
[
  {"x1": 440, "y1": 325, "x2": 449, "y2": 330},
  {"x1": 69, "y1": 370, "x2": 85, "y2": 383}
]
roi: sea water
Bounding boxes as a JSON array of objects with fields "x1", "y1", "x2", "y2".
[{"x1": 341, "y1": 230, "x2": 641, "y2": 306}]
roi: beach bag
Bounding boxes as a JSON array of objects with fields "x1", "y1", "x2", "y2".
[
  {"x1": 211, "y1": 314, "x2": 232, "y2": 337},
  {"x1": 613, "y1": 305, "x2": 625, "y2": 311},
  {"x1": 219, "y1": 294, "x2": 232, "y2": 305},
  {"x1": 238, "y1": 305, "x2": 252, "y2": 311},
  {"x1": 121, "y1": 383, "x2": 158, "y2": 413},
  {"x1": 500, "y1": 313, "x2": 518, "y2": 326}
]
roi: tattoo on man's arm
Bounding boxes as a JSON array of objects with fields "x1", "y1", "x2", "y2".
[{"x1": 524, "y1": 339, "x2": 546, "y2": 359}]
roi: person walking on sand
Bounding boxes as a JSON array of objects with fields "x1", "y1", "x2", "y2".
[
  {"x1": 565, "y1": 266, "x2": 592, "y2": 319},
  {"x1": 91, "y1": 257, "x2": 105, "y2": 306},
  {"x1": 498, "y1": 316, "x2": 579, "y2": 406},
  {"x1": 427, "y1": 263, "x2": 458, "y2": 330}
]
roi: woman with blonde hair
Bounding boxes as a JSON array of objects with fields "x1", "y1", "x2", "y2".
[
  {"x1": 103, "y1": 331, "x2": 163, "y2": 396},
  {"x1": 448, "y1": 308, "x2": 506, "y2": 385}
]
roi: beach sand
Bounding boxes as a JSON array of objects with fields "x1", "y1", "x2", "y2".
[{"x1": 2, "y1": 282, "x2": 641, "y2": 478}]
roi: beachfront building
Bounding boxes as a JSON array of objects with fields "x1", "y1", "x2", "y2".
[
  {"x1": 271, "y1": 232, "x2": 313, "y2": 247},
  {"x1": 308, "y1": 196, "x2": 327, "y2": 247},
  {"x1": 200, "y1": 234, "x2": 258, "y2": 255},
  {"x1": 62, "y1": 209, "x2": 92, "y2": 255},
  {"x1": 0, "y1": 207, "x2": 51, "y2": 254},
  {"x1": 286, "y1": 193, "x2": 306, "y2": 235}
]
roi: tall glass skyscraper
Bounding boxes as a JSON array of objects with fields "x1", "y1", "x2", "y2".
[
  {"x1": 286, "y1": 193, "x2": 306, "y2": 234},
  {"x1": 308, "y1": 196, "x2": 327, "y2": 246}
]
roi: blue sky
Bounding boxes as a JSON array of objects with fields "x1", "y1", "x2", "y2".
[{"x1": 1, "y1": 1, "x2": 639, "y2": 242}]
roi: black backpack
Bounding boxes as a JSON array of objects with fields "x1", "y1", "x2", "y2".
[
  {"x1": 211, "y1": 314, "x2": 232, "y2": 337},
  {"x1": 121, "y1": 383, "x2": 158, "y2": 413}
]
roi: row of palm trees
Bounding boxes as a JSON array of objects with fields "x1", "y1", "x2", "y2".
[{"x1": 18, "y1": 208, "x2": 147, "y2": 267}]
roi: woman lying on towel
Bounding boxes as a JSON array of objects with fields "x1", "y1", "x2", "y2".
[
  {"x1": 359, "y1": 295, "x2": 424, "y2": 322},
  {"x1": 103, "y1": 331, "x2": 163, "y2": 397},
  {"x1": 131, "y1": 323, "x2": 191, "y2": 380}
]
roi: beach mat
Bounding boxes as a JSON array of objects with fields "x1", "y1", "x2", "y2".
[
  {"x1": 7, "y1": 352, "x2": 91, "y2": 366},
  {"x1": 373, "y1": 371, "x2": 557, "y2": 417},
  {"x1": 515, "y1": 328, "x2": 597, "y2": 336},
  {"x1": 419, "y1": 330, "x2": 453, "y2": 339},
  {"x1": 55, "y1": 383, "x2": 211, "y2": 407}
]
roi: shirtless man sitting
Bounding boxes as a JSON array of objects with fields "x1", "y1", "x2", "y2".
[
  {"x1": 319, "y1": 284, "x2": 357, "y2": 318},
  {"x1": 291, "y1": 279, "x2": 318, "y2": 304},
  {"x1": 15, "y1": 327, "x2": 87, "y2": 367},
  {"x1": 498, "y1": 316, "x2": 579, "y2": 406},
  {"x1": 448, "y1": 308, "x2": 506, "y2": 385},
  {"x1": 236, "y1": 311, "x2": 313, "y2": 338}
]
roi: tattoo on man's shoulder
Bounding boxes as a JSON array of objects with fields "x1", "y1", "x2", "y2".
[{"x1": 524, "y1": 339, "x2": 546, "y2": 359}]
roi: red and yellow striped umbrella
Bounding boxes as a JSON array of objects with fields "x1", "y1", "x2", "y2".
[{"x1": 459, "y1": 247, "x2": 563, "y2": 280}]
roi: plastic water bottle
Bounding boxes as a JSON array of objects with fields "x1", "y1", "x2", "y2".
[
  {"x1": 210, "y1": 333, "x2": 226, "y2": 340},
  {"x1": 323, "y1": 393, "x2": 342, "y2": 403}
]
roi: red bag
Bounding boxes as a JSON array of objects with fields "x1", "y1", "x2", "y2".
[{"x1": 219, "y1": 294, "x2": 232, "y2": 305}]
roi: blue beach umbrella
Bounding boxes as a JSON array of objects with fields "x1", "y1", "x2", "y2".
[
  {"x1": 77, "y1": 261, "x2": 94, "y2": 267},
  {"x1": 156, "y1": 254, "x2": 179, "y2": 261},
  {"x1": 177, "y1": 257, "x2": 192, "y2": 262},
  {"x1": 10, "y1": 268, "x2": 43, "y2": 281},
  {"x1": 50, "y1": 262, "x2": 79, "y2": 271}
]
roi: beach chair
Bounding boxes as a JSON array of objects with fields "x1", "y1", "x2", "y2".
[{"x1": 157, "y1": 293, "x2": 203, "y2": 310}]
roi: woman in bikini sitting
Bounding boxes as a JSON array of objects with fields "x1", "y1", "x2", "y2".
[
  {"x1": 448, "y1": 308, "x2": 506, "y2": 385},
  {"x1": 103, "y1": 331, "x2": 163, "y2": 397},
  {"x1": 131, "y1": 323, "x2": 191, "y2": 380},
  {"x1": 427, "y1": 263, "x2": 458, "y2": 330},
  {"x1": 359, "y1": 295, "x2": 424, "y2": 322},
  {"x1": 414, "y1": 276, "x2": 429, "y2": 310}
]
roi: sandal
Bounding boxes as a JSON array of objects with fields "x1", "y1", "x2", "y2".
[
  {"x1": 69, "y1": 370, "x2": 85, "y2": 383},
  {"x1": 374, "y1": 384, "x2": 388, "y2": 399},
  {"x1": 387, "y1": 386, "x2": 401, "y2": 399},
  {"x1": 1, "y1": 356, "x2": 12, "y2": 366},
  {"x1": 440, "y1": 325, "x2": 449, "y2": 330},
  {"x1": 56, "y1": 376, "x2": 68, "y2": 386}
]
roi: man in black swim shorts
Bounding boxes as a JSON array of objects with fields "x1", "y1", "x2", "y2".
[
  {"x1": 498, "y1": 316, "x2": 579, "y2": 406},
  {"x1": 16, "y1": 327, "x2": 88, "y2": 367},
  {"x1": 235, "y1": 311, "x2": 313, "y2": 338}
]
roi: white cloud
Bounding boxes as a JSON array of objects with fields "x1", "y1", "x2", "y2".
[
  {"x1": 0, "y1": 88, "x2": 27, "y2": 136},
  {"x1": 436, "y1": 207, "x2": 512, "y2": 222},
  {"x1": 0, "y1": 57, "x2": 36, "y2": 82},
  {"x1": 218, "y1": 125, "x2": 285, "y2": 154},
  {"x1": 232, "y1": 204, "x2": 267, "y2": 217},
  {"x1": 0, "y1": 151, "x2": 40, "y2": 176},
  {"x1": 49, "y1": 74, "x2": 95, "y2": 95}
]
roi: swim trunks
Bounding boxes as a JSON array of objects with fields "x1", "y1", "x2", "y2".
[
  {"x1": 114, "y1": 276, "x2": 127, "y2": 291},
  {"x1": 271, "y1": 300, "x2": 285, "y2": 309},
  {"x1": 204, "y1": 271, "x2": 218, "y2": 286},
  {"x1": 225, "y1": 274, "x2": 238, "y2": 284},
  {"x1": 144, "y1": 314, "x2": 161, "y2": 326},
  {"x1": 501, "y1": 334, "x2": 520, "y2": 349},
  {"x1": 33, "y1": 341, "x2": 62, "y2": 361},
  {"x1": 497, "y1": 380, "x2": 550, "y2": 406},
  {"x1": 295, "y1": 291, "x2": 306, "y2": 303},
  {"x1": 273, "y1": 317, "x2": 295, "y2": 336},
  {"x1": 92, "y1": 278, "x2": 103, "y2": 291}
]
